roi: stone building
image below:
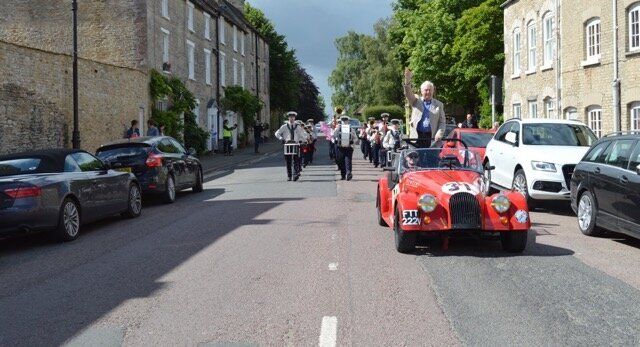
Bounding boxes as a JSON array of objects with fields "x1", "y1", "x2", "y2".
[
  {"x1": 0, "y1": 0, "x2": 270, "y2": 155},
  {"x1": 502, "y1": 0, "x2": 640, "y2": 137}
]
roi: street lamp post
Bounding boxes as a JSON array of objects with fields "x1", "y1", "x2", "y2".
[{"x1": 71, "y1": 0, "x2": 81, "y2": 149}]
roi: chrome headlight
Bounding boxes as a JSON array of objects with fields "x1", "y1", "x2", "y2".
[
  {"x1": 531, "y1": 161, "x2": 557, "y2": 172},
  {"x1": 418, "y1": 194, "x2": 438, "y2": 212},
  {"x1": 491, "y1": 195, "x2": 511, "y2": 213}
]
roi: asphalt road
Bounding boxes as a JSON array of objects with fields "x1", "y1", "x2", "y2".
[{"x1": 1, "y1": 140, "x2": 640, "y2": 346}]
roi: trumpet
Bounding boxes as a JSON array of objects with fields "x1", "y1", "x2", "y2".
[{"x1": 334, "y1": 106, "x2": 344, "y2": 115}]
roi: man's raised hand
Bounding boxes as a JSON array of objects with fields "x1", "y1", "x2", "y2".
[{"x1": 404, "y1": 68, "x2": 413, "y2": 84}]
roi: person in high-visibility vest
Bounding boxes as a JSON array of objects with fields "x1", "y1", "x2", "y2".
[{"x1": 222, "y1": 120, "x2": 237, "y2": 156}]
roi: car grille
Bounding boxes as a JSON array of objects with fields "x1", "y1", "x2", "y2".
[
  {"x1": 449, "y1": 192, "x2": 482, "y2": 229},
  {"x1": 562, "y1": 165, "x2": 576, "y2": 189}
]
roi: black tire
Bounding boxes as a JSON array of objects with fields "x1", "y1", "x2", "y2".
[
  {"x1": 576, "y1": 190, "x2": 604, "y2": 236},
  {"x1": 394, "y1": 207, "x2": 416, "y2": 253},
  {"x1": 122, "y1": 183, "x2": 142, "y2": 219},
  {"x1": 54, "y1": 198, "x2": 81, "y2": 242},
  {"x1": 500, "y1": 231, "x2": 528, "y2": 253},
  {"x1": 377, "y1": 188, "x2": 388, "y2": 227},
  {"x1": 512, "y1": 169, "x2": 536, "y2": 209},
  {"x1": 483, "y1": 160, "x2": 498, "y2": 195},
  {"x1": 163, "y1": 174, "x2": 176, "y2": 204},
  {"x1": 193, "y1": 168, "x2": 204, "y2": 193}
]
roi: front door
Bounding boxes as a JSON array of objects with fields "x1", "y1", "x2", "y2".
[{"x1": 615, "y1": 141, "x2": 640, "y2": 235}]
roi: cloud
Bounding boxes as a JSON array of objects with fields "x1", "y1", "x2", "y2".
[{"x1": 247, "y1": 0, "x2": 393, "y2": 115}]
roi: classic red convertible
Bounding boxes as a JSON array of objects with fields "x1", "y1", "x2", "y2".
[{"x1": 376, "y1": 141, "x2": 530, "y2": 253}]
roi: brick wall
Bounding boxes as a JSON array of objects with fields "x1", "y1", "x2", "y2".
[{"x1": 0, "y1": 41, "x2": 148, "y2": 155}]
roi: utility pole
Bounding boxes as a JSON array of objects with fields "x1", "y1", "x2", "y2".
[{"x1": 71, "y1": 0, "x2": 81, "y2": 149}]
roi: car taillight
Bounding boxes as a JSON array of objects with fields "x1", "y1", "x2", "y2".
[
  {"x1": 146, "y1": 154, "x2": 163, "y2": 168},
  {"x1": 4, "y1": 186, "x2": 42, "y2": 199}
]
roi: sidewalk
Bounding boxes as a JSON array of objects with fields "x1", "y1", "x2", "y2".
[{"x1": 199, "y1": 140, "x2": 281, "y2": 175}]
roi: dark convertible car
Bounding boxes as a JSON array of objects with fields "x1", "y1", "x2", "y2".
[{"x1": 0, "y1": 149, "x2": 142, "y2": 241}]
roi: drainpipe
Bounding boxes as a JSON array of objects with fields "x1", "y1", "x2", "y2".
[
  {"x1": 215, "y1": 13, "x2": 222, "y2": 149},
  {"x1": 255, "y1": 31, "x2": 260, "y2": 122},
  {"x1": 555, "y1": 0, "x2": 562, "y2": 118},
  {"x1": 612, "y1": 0, "x2": 622, "y2": 132}
]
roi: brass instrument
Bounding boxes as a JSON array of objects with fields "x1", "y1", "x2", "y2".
[{"x1": 334, "y1": 106, "x2": 344, "y2": 115}]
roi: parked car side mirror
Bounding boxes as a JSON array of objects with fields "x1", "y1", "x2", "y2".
[
  {"x1": 188, "y1": 148, "x2": 197, "y2": 156},
  {"x1": 505, "y1": 132, "x2": 518, "y2": 146},
  {"x1": 636, "y1": 164, "x2": 640, "y2": 175},
  {"x1": 485, "y1": 165, "x2": 496, "y2": 171}
]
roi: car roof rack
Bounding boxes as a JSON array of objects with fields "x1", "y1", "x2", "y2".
[{"x1": 603, "y1": 131, "x2": 640, "y2": 137}]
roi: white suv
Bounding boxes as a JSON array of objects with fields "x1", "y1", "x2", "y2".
[{"x1": 484, "y1": 119, "x2": 597, "y2": 205}]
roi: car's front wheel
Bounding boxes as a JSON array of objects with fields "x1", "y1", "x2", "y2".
[
  {"x1": 54, "y1": 198, "x2": 81, "y2": 242},
  {"x1": 500, "y1": 231, "x2": 527, "y2": 253},
  {"x1": 394, "y1": 207, "x2": 416, "y2": 253},
  {"x1": 193, "y1": 168, "x2": 204, "y2": 193},
  {"x1": 123, "y1": 183, "x2": 142, "y2": 218},
  {"x1": 376, "y1": 188, "x2": 388, "y2": 227},
  {"x1": 577, "y1": 190, "x2": 604, "y2": 236},
  {"x1": 512, "y1": 169, "x2": 536, "y2": 208}
]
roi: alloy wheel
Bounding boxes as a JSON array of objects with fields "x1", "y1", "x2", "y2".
[
  {"x1": 513, "y1": 174, "x2": 527, "y2": 196},
  {"x1": 63, "y1": 202, "x2": 80, "y2": 237},
  {"x1": 130, "y1": 185, "x2": 142, "y2": 215},
  {"x1": 168, "y1": 177, "x2": 176, "y2": 201},
  {"x1": 577, "y1": 194, "x2": 593, "y2": 231}
]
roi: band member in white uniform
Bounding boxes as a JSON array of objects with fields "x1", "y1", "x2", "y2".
[
  {"x1": 332, "y1": 115, "x2": 358, "y2": 181},
  {"x1": 275, "y1": 111, "x2": 309, "y2": 181}
]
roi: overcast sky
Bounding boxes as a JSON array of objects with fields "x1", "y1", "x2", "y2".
[{"x1": 246, "y1": 0, "x2": 394, "y2": 115}]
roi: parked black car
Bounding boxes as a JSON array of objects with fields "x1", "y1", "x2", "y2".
[
  {"x1": 96, "y1": 136, "x2": 203, "y2": 203},
  {"x1": 0, "y1": 149, "x2": 141, "y2": 241},
  {"x1": 570, "y1": 132, "x2": 640, "y2": 239}
]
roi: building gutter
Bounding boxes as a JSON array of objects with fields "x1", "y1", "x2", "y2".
[
  {"x1": 255, "y1": 32, "x2": 260, "y2": 120},
  {"x1": 215, "y1": 14, "x2": 222, "y2": 144},
  {"x1": 556, "y1": 0, "x2": 562, "y2": 117},
  {"x1": 612, "y1": 0, "x2": 621, "y2": 132}
]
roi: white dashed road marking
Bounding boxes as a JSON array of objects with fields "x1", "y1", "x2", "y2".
[
  {"x1": 328, "y1": 263, "x2": 338, "y2": 271},
  {"x1": 319, "y1": 316, "x2": 337, "y2": 347}
]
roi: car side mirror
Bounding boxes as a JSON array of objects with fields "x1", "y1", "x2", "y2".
[
  {"x1": 485, "y1": 165, "x2": 496, "y2": 171},
  {"x1": 636, "y1": 164, "x2": 640, "y2": 175},
  {"x1": 505, "y1": 132, "x2": 518, "y2": 146},
  {"x1": 188, "y1": 148, "x2": 197, "y2": 156}
]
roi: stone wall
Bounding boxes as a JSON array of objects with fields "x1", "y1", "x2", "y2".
[{"x1": 0, "y1": 41, "x2": 149, "y2": 155}]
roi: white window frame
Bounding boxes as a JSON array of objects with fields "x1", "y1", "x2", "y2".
[
  {"x1": 161, "y1": 27, "x2": 170, "y2": 67},
  {"x1": 233, "y1": 26, "x2": 238, "y2": 52},
  {"x1": 584, "y1": 18, "x2": 601, "y2": 64},
  {"x1": 204, "y1": 13, "x2": 211, "y2": 40},
  {"x1": 162, "y1": 0, "x2": 170, "y2": 19},
  {"x1": 630, "y1": 5, "x2": 640, "y2": 51},
  {"x1": 512, "y1": 28, "x2": 521, "y2": 77},
  {"x1": 513, "y1": 103, "x2": 522, "y2": 119},
  {"x1": 219, "y1": 18, "x2": 226, "y2": 45},
  {"x1": 187, "y1": 40, "x2": 195, "y2": 80},
  {"x1": 631, "y1": 103, "x2": 640, "y2": 131},
  {"x1": 187, "y1": 1, "x2": 195, "y2": 33},
  {"x1": 528, "y1": 101, "x2": 538, "y2": 119},
  {"x1": 233, "y1": 58, "x2": 238, "y2": 85},
  {"x1": 240, "y1": 62, "x2": 245, "y2": 88},
  {"x1": 588, "y1": 106, "x2": 603, "y2": 138},
  {"x1": 220, "y1": 51, "x2": 226, "y2": 87},
  {"x1": 544, "y1": 98, "x2": 556, "y2": 119},
  {"x1": 241, "y1": 32, "x2": 246, "y2": 56},
  {"x1": 543, "y1": 13, "x2": 554, "y2": 68},
  {"x1": 527, "y1": 22, "x2": 536, "y2": 73},
  {"x1": 204, "y1": 48, "x2": 211, "y2": 85},
  {"x1": 565, "y1": 107, "x2": 578, "y2": 120}
]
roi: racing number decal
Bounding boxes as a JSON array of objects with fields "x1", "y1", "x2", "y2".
[
  {"x1": 402, "y1": 210, "x2": 419, "y2": 226},
  {"x1": 441, "y1": 182, "x2": 480, "y2": 195}
]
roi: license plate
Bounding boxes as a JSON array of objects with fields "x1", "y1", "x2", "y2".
[{"x1": 116, "y1": 167, "x2": 132, "y2": 173}]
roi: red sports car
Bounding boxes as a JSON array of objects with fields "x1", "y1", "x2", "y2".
[
  {"x1": 376, "y1": 143, "x2": 530, "y2": 253},
  {"x1": 444, "y1": 128, "x2": 495, "y2": 159}
]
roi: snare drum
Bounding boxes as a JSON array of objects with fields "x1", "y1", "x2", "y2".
[{"x1": 284, "y1": 143, "x2": 300, "y2": 156}]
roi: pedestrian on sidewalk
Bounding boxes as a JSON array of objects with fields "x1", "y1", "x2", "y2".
[
  {"x1": 461, "y1": 113, "x2": 478, "y2": 128},
  {"x1": 253, "y1": 120, "x2": 264, "y2": 154},
  {"x1": 147, "y1": 120, "x2": 160, "y2": 136},
  {"x1": 222, "y1": 120, "x2": 237, "y2": 156},
  {"x1": 125, "y1": 120, "x2": 141, "y2": 139},
  {"x1": 333, "y1": 115, "x2": 357, "y2": 181},
  {"x1": 275, "y1": 112, "x2": 309, "y2": 181},
  {"x1": 403, "y1": 68, "x2": 446, "y2": 147}
]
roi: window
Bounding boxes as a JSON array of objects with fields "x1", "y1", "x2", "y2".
[
  {"x1": 233, "y1": 58, "x2": 238, "y2": 85},
  {"x1": 0, "y1": 158, "x2": 44, "y2": 176},
  {"x1": 158, "y1": 139, "x2": 180, "y2": 154},
  {"x1": 513, "y1": 28, "x2": 521, "y2": 75},
  {"x1": 241, "y1": 33, "x2": 246, "y2": 56},
  {"x1": 204, "y1": 49, "x2": 211, "y2": 85},
  {"x1": 219, "y1": 19, "x2": 226, "y2": 45},
  {"x1": 587, "y1": 106, "x2": 603, "y2": 138},
  {"x1": 543, "y1": 13, "x2": 555, "y2": 66},
  {"x1": 495, "y1": 122, "x2": 514, "y2": 142},
  {"x1": 170, "y1": 139, "x2": 188, "y2": 154},
  {"x1": 240, "y1": 62, "x2": 245, "y2": 88},
  {"x1": 565, "y1": 107, "x2": 578, "y2": 120},
  {"x1": 220, "y1": 51, "x2": 226, "y2": 86},
  {"x1": 70, "y1": 153, "x2": 104, "y2": 172},
  {"x1": 528, "y1": 101, "x2": 538, "y2": 118},
  {"x1": 522, "y1": 124, "x2": 597, "y2": 146},
  {"x1": 631, "y1": 103, "x2": 640, "y2": 130},
  {"x1": 513, "y1": 103, "x2": 522, "y2": 119},
  {"x1": 64, "y1": 156, "x2": 81, "y2": 172},
  {"x1": 187, "y1": 1, "x2": 194, "y2": 32},
  {"x1": 544, "y1": 98, "x2": 556, "y2": 118},
  {"x1": 161, "y1": 28, "x2": 170, "y2": 67},
  {"x1": 527, "y1": 22, "x2": 536, "y2": 71},
  {"x1": 605, "y1": 140, "x2": 636, "y2": 169},
  {"x1": 233, "y1": 26, "x2": 238, "y2": 52},
  {"x1": 187, "y1": 40, "x2": 195, "y2": 80},
  {"x1": 630, "y1": 142, "x2": 640, "y2": 169},
  {"x1": 162, "y1": 0, "x2": 169, "y2": 19},
  {"x1": 586, "y1": 18, "x2": 601, "y2": 61},
  {"x1": 204, "y1": 13, "x2": 211, "y2": 40},
  {"x1": 584, "y1": 141, "x2": 611, "y2": 163},
  {"x1": 630, "y1": 4, "x2": 640, "y2": 51}
]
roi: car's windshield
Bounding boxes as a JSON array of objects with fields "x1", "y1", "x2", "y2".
[
  {"x1": 522, "y1": 124, "x2": 597, "y2": 146},
  {"x1": 460, "y1": 132, "x2": 494, "y2": 148},
  {"x1": 0, "y1": 158, "x2": 44, "y2": 177},
  {"x1": 400, "y1": 148, "x2": 483, "y2": 173}
]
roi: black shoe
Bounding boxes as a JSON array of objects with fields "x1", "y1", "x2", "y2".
[
  {"x1": 341, "y1": 176, "x2": 346, "y2": 180},
  {"x1": 287, "y1": 177, "x2": 292, "y2": 181},
  {"x1": 347, "y1": 174, "x2": 353, "y2": 181},
  {"x1": 293, "y1": 175, "x2": 300, "y2": 181},
  {"x1": 374, "y1": 164, "x2": 378, "y2": 168}
]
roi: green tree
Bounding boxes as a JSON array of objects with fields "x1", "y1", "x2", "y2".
[
  {"x1": 362, "y1": 105, "x2": 405, "y2": 120},
  {"x1": 296, "y1": 66, "x2": 325, "y2": 123}
]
